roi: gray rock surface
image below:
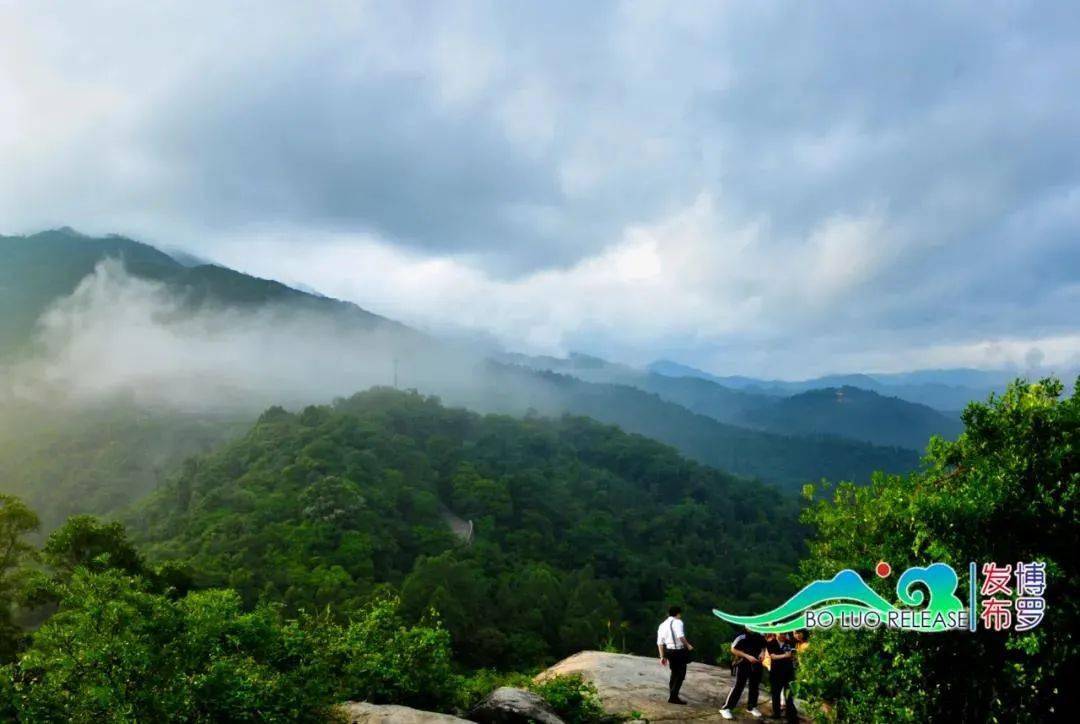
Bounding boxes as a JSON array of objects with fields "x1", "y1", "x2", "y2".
[
  {"x1": 537, "y1": 650, "x2": 805, "y2": 722},
  {"x1": 469, "y1": 686, "x2": 565, "y2": 724},
  {"x1": 340, "y1": 701, "x2": 471, "y2": 723}
]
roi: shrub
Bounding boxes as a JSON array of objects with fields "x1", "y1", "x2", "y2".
[
  {"x1": 2, "y1": 570, "x2": 457, "y2": 721},
  {"x1": 322, "y1": 594, "x2": 456, "y2": 709},
  {"x1": 798, "y1": 379, "x2": 1078, "y2": 721},
  {"x1": 530, "y1": 674, "x2": 607, "y2": 724}
]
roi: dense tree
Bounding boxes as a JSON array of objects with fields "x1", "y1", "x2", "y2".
[
  {"x1": 41, "y1": 515, "x2": 144, "y2": 576},
  {"x1": 1, "y1": 566, "x2": 454, "y2": 722},
  {"x1": 0, "y1": 402, "x2": 244, "y2": 531},
  {"x1": 130, "y1": 388, "x2": 805, "y2": 667},
  {"x1": 2, "y1": 374, "x2": 1065, "y2": 720},
  {"x1": 797, "y1": 378, "x2": 1078, "y2": 721},
  {"x1": 0, "y1": 496, "x2": 39, "y2": 662}
]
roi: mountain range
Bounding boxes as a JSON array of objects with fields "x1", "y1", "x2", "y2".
[
  {"x1": 0, "y1": 226, "x2": 1048, "y2": 705},
  {"x1": 647, "y1": 358, "x2": 1025, "y2": 412},
  {"x1": 0, "y1": 228, "x2": 1006, "y2": 509},
  {"x1": 499, "y1": 352, "x2": 965, "y2": 451}
]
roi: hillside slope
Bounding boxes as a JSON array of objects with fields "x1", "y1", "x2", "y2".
[
  {"x1": 484, "y1": 365, "x2": 920, "y2": 490},
  {"x1": 498, "y1": 353, "x2": 954, "y2": 455},
  {"x1": 0, "y1": 228, "x2": 406, "y2": 356},
  {"x1": 130, "y1": 389, "x2": 804, "y2": 667},
  {"x1": 0, "y1": 401, "x2": 247, "y2": 529},
  {"x1": 2, "y1": 229, "x2": 922, "y2": 494},
  {"x1": 743, "y1": 386, "x2": 964, "y2": 451}
]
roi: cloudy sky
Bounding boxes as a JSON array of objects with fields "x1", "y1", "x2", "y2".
[{"x1": 2, "y1": 1, "x2": 1078, "y2": 378}]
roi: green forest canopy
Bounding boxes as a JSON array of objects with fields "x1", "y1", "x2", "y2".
[
  {"x1": 128, "y1": 388, "x2": 805, "y2": 668},
  {"x1": 2, "y1": 230, "x2": 924, "y2": 494},
  {"x1": 0, "y1": 379, "x2": 1074, "y2": 721},
  {"x1": 0, "y1": 510, "x2": 463, "y2": 723},
  {"x1": 797, "y1": 378, "x2": 1078, "y2": 722},
  {"x1": 0, "y1": 401, "x2": 246, "y2": 530}
]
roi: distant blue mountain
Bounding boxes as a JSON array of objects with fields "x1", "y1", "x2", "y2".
[
  {"x1": 3, "y1": 229, "x2": 920, "y2": 490},
  {"x1": 743, "y1": 386, "x2": 964, "y2": 451},
  {"x1": 647, "y1": 359, "x2": 1017, "y2": 412},
  {"x1": 507, "y1": 354, "x2": 965, "y2": 451}
]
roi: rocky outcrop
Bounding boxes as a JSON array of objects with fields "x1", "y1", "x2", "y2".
[
  {"x1": 469, "y1": 686, "x2": 564, "y2": 723},
  {"x1": 538, "y1": 651, "x2": 804, "y2": 722},
  {"x1": 340, "y1": 701, "x2": 470, "y2": 723},
  {"x1": 341, "y1": 651, "x2": 808, "y2": 723}
]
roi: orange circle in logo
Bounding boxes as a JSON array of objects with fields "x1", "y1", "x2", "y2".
[{"x1": 875, "y1": 561, "x2": 892, "y2": 578}]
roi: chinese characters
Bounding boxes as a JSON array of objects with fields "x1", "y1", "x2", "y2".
[{"x1": 977, "y1": 561, "x2": 1046, "y2": 632}]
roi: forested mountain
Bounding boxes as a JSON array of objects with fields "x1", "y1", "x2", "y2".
[
  {"x1": 743, "y1": 386, "x2": 964, "y2": 450},
  {"x1": 0, "y1": 230, "x2": 1067, "y2": 722},
  {"x1": 129, "y1": 388, "x2": 804, "y2": 668},
  {"x1": 647, "y1": 358, "x2": 1019, "y2": 412},
  {"x1": 1, "y1": 229, "x2": 919, "y2": 495},
  {"x1": 500, "y1": 353, "x2": 959, "y2": 453},
  {"x1": 1, "y1": 229, "x2": 176, "y2": 354},
  {"x1": 0, "y1": 228, "x2": 409, "y2": 356},
  {"x1": 489, "y1": 365, "x2": 920, "y2": 489},
  {"x1": 0, "y1": 379, "x2": 1069, "y2": 722}
]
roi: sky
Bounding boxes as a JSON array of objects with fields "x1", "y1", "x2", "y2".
[{"x1": 2, "y1": 1, "x2": 1078, "y2": 378}]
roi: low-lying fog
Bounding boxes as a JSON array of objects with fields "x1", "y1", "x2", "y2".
[{"x1": 0, "y1": 260, "x2": 562, "y2": 417}]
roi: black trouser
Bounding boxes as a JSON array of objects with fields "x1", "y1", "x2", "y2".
[
  {"x1": 722, "y1": 660, "x2": 761, "y2": 710},
  {"x1": 771, "y1": 670, "x2": 797, "y2": 722},
  {"x1": 666, "y1": 648, "x2": 689, "y2": 701}
]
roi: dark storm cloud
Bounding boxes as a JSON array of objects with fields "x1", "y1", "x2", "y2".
[
  {"x1": 147, "y1": 70, "x2": 562, "y2": 267},
  {"x1": 1, "y1": 0, "x2": 1078, "y2": 375}
]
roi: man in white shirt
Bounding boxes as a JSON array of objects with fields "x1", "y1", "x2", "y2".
[{"x1": 657, "y1": 605, "x2": 694, "y2": 705}]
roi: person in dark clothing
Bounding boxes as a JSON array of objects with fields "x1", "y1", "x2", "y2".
[
  {"x1": 719, "y1": 627, "x2": 766, "y2": 719},
  {"x1": 766, "y1": 633, "x2": 798, "y2": 722},
  {"x1": 657, "y1": 605, "x2": 694, "y2": 704}
]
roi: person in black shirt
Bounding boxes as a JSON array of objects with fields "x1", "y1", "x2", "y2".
[
  {"x1": 719, "y1": 627, "x2": 766, "y2": 719},
  {"x1": 766, "y1": 633, "x2": 798, "y2": 722}
]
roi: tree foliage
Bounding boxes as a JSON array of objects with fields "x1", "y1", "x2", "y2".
[
  {"x1": 797, "y1": 378, "x2": 1078, "y2": 721},
  {"x1": 529, "y1": 674, "x2": 607, "y2": 724},
  {"x1": 0, "y1": 495, "x2": 39, "y2": 662},
  {"x1": 130, "y1": 388, "x2": 804, "y2": 667},
  {"x1": 0, "y1": 401, "x2": 244, "y2": 531},
  {"x1": 1, "y1": 567, "x2": 454, "y2": 722}
]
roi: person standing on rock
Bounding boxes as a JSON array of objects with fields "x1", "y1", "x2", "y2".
[
  {"x1": 719, "y1": 626, "x2": 766, "y2": 719},
  {"x1": 766, "y1": 633, "x2": 797, "y2": 722},
  {"x1": 657, "y1": 605, "x2": 693, "y2": 705}
]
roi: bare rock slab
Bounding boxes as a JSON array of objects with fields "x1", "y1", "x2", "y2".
[
  {"x1": 538, "y1": 650, "x2": 799, "y2": 722},
  {"x1": 340, "y1": 701, "x2": 471, "y2": 723},
  {"x1": 469, "y1": 686, "x2": 565, "y2": 724}
]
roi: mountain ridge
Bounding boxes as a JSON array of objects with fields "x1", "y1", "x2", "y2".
[
  {"x1": 647, "y1": 358, "x2": 1015, "y2": 412},
  {"x1": 0, "y1": 228, "x2": 408, "y2": 357},
  {"x1": 501, "y1": 353, "x2": 962, "y2": 452},
  {"x1": 2, "y1": 229, "x2": 927, "y2": 494}
]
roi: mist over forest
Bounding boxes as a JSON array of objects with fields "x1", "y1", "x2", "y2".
[
  {"x1": 1, "y1": 233, "x2": 941, "y2": 527},
  {"x1": 0, "y1": 233, "x2": 1071, "y2": 723},
  {"x1": 0, "y1": 219, "x2": 1073, "y2": 723},
  {"x1": 4, "y1": 259, "x2": 472, "y2": 411},
  {"x1": 1, "y1": 3, "x2": 1077, "y2": 717}
]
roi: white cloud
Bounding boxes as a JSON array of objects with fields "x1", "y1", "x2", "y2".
[
  {"x1": 1, "y1": 1, "x2": 1078, "y2": 376},
  {"x1": 203, "y1": 194, "x2": 899, "y2": 362},
  {"x1": 829, "y1": 333, "x2": 1080, "y2": 376}
]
